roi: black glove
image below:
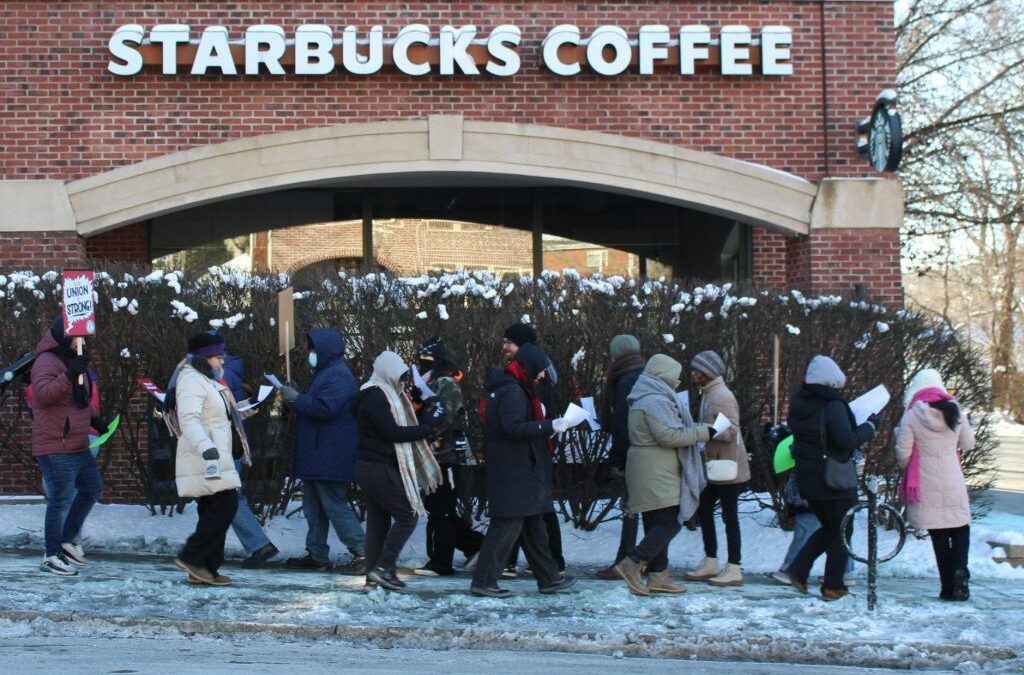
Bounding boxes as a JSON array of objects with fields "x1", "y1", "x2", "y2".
[
  {"x1": 706, "y1": 424, "x2": 718, "y2": 440},
  {"x1": 65, "y1": 354, "x2": 89, "y2": 380},
  {"x1": 426, "y1": 399, "x2": 447, "y2": 428},
  {"x1": 90, "y1": 416, "x2": 109, "y2": 435},
  {"x1": 866, "y1": 413, "x2": 881, "y2": 429}
]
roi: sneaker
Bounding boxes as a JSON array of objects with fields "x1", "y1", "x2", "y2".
[
  {"x1": 500, "y1": 565, "x2": 518, "y2": 579},
  {"x1": 413, "y1": 566, "x2": 440, "y2": 577},
  {"x1": 241, "y1": 543, "x2": 279, "y2": 569},
  {"x1": 61, "y1": 542, "x2": 87, "y2": 567},
  {"x1": 285, "y1": 554, "x2": 330, "y2": 571},
  {"x1": 335, "y1": 554, "x2": 366, "y2": 576},
  {"x1": 366, "y1": 566, "x2": 406, "y2": 591},
  {"x1": 470, "y1": 584, "x2": 513, "y2": 599},
  {"x1": 538, "y1": 574, "x2": 577, "y2": 595},
  {"x1": 41, "y1": 553, "x2": 78, "y2": 576},
  {"x1": 768, "y1": 571, "x2": 790, "y2": 585}
]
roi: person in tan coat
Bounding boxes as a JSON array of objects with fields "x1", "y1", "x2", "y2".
[
  {"x1": 896, "y1": 368, "x2": 975, "y2": 601},
  {"x1": 686, "y1": 351, "x2": 750, "y2": 587},
  {"x1": 615, "y1": 354, "x2": 714, "y2": 596},
  {"x1": 171, "y1": 332, "x2": 247, "y2": 586}
]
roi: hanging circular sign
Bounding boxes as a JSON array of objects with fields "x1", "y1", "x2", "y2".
[{"x1": 868, "y1": 99, "x2": 902, "y2": 173}]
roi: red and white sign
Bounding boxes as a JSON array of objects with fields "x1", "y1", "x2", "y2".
[
  {"x1": 62, "y1": 269, "x2": 97, "y2": 337},
  {"x1": 136, "y1": 377, "x2": 167, "y2": 403}
]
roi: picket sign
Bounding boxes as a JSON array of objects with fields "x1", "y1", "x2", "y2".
[{"x1": 62, "y1": 269, "x2": 96, "y2": 385}]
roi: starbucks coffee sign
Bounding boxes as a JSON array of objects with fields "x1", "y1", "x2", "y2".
[{"x1": 108, "y1": 23, "x2": 794, "y2": 78}]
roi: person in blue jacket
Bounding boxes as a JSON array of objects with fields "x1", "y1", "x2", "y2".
[{"x1": 281, "y1": 328, "x2": 367, "y2": 573}]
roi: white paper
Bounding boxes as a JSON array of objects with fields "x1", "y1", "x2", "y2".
[
  {"x1": 264, "y1": 373, "x2": 285, "y2": 389},
  {"x1": 579, "y1": 397, "x2": 602, "y2": 430},
  {"x1": 237, "y1": 385, "x2": 274, "y2": 413},
  {"x1": 412, "y1": 365, "x2": 436, "y2": 399},
  {"x1": 154, "y1": 392, "x2": 166, "y2": 403},
  {"x1": 849, "y1": 384, "x2": 890, "y2": 425},
  {"x1": 562, "y1": 402, "x2": 589, "y2": 428},
  {"x1": 676, "y1": 390, "x2": 689, "y2": 410},
  {"x1": 712, "y1": 412, "x2": 732, "y2": 436}
]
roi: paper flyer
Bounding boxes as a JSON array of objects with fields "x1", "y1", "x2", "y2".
[
  {"x1": 412, "y1": 364, "x2": 436, "y2": 399},
  {"x1": 264, "y1": 373, "x2": 285, "y2": 389},
  {"x1": 562, "y1": 402, "x2": 589, "y2": 428},
  {"x1": 849, "y1": 384, "x2": 890, "y2": 425},
  {"x1": 712, "y1": 412, "x2": 732, "y2": 436},
  {"x1": 579, "y1": 396, "x2": 602, "y2": 430},
  {"x1": 238, "y1": 385, "x2": 274, "y2": 412}
]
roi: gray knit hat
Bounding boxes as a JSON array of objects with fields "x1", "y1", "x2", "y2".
[
  {"x1": 609, "y1": 334, "x2": 641, "y2": 359},
  {"x1": 691, "y1": 350, "x2": 726, "y2": 380}
]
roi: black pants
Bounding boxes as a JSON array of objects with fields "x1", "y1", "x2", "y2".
[
  {"x1": 423, "y1": 465, "x2": 483, "y2": 574},
  {"x1": 474, "y1": 514, "x2": 560, "y2": 590},
  {"x1": 697, "y1": 482, "x2": 744, "y2": 565},
  {"x1": 507, "y1": 510, "x2": 565, "y2": 571},
  {"x1": 179, "y1": 489, "x2": 239, "y2": 575},
  {"x1": 788, "y1": 497, "x2": 856, "y2": 590},
  {"x1": 929, "y1": 525, "x2": 970, "y2": 596},
  {"x1": 628, "y1": 506, "x2": 682, "y2": 573},
  {"x1": 356, "y1": 460, "x2": 419, "y2": 574},
  {"x1": 614, "y1": 476, "x2": 640, "y2": 563}
]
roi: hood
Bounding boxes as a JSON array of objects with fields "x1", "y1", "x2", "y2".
[
  {"x1": 484, "y1": 364, "x2": 513, "y2": 392},
  {"x1": 904, "y1": 368, "x2": 945, "y2": 406},
  {"x1": 34, "y1": 329, "x2": 64, "y2": 358},
  {"x1": 308, "y1": 328, "x2": 345, "y2": 368},
  {"x1": 788, "y1": 386, "x2": 829, "y2": 422},
  {"x1": 370, "y1": 350, "x2": 409, "y2": 391},
  {"x1": 910, "y1": 401, "x2": 959, "y2": 434},
  {"x1": 805, "y1": 355, "x2": 846, "y2": 389},
  {"x1": 644, "y1": 354, "x2": 682, "y2": 389},
  {"x1": 627, "y1": 370, "x2": 678, "y2": 406},
  {"x1": 513, "y1": 343, "x2": 550, "y2": 381},
  {"x1": 224, "y1": 354, "x2": 244, "y2": 380}
]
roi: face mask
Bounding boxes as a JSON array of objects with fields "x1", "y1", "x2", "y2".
[
  {"x1": 308, "y1": 352, "x2": 318, "y2": 369},
  {"x1": 418, "y1": 359, "x2": 434, "y2": 375}
]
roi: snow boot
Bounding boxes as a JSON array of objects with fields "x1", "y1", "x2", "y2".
[
  {"x1": 614, "y1": 556, "x2": 650, "y2": 596},
  {"x1": 647, "y1": 571, "x2": 687, "y2": 594},
  {"x1": 685, "y1": 556, "x2": 719, "y2": 581},
  {"x1": 61, "y1": 542, "x2": 87, "y2": 567},
  {"x1": 708, "y1": 563, "x2": 744, "y2": 587},
  {"x1": 336, "y1": 553, "x2": 367, "y2": 576},
  {"x1": 595, "y1": 562, "x2": 620, "y2": 580},
  {"x1": 41, "y1": 553, "x2": 77, "y2": 576}
]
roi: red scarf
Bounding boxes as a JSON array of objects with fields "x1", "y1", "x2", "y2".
[
  {"x1": 900, "y1": 386, "x2": 957, "y2": 504},
  {"x1": 506, "y1": 360, "x2": 552, "y2": 452}
]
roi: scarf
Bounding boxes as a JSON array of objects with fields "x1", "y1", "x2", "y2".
[
  {"x1": 164, "y1": 357, "x2": 252, "y2": 466},
  {"x1": 900, "y1": 386, "x2": 957, "y2": 504},
  {"x1": 627, "y1": 372, "x2": 707, "y2": 522},
  {"x1": 360, "y1": 372, "x2": 442, "y2": 516},
  {"x1": 600, "y1": 352, "x2": 645, "y2": 426},
  {"x1": 506, "y1": 360, "x2": 551, "y2": 452}
]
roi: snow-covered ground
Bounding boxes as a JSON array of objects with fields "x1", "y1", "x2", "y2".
[{"x1": 0, "y1": 496, "x2": 1022, "y2": 671}]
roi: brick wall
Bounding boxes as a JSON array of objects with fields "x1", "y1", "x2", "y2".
[
  {"x1": 752, "y1": 227, "x2": 788, "y2": 289},
  {"x1": 83, "y1": 222, "x2": 149, "y2": 264},
  {"x1": 807, "y1": 228, "x2": 903, "y2": 306},
  {"x1": 0, "y1": 231, "x2": 86, "y2": 269}
]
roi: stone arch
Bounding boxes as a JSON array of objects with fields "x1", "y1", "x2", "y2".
[{"x1": 65, "y1": 116, "x2": 818, "y2": 238}]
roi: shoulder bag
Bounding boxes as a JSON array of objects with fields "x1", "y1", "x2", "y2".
[{"x1": 821, "y1": 403, "x2": 858, "y2": 491}]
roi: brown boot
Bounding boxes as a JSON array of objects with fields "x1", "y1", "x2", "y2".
[
  {"x1": 614, "y1": 557, "x2": 650, "y2": 596},
  {"x1": 821, "y1": 587, "x2": 849, "y2": 602},
  {"x1": 595, "y1": 564, "x2": 620, "y2": 580},
  {"x1": 647, "y1": 570, "x2": 687, "y2": 594}
]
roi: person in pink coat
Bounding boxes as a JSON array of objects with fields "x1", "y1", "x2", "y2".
[{"x1": 896, "y1": 369, "x2": 975, "y2": 601}]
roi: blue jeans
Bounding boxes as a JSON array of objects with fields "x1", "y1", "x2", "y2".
[
  {"x1": 303, "y1": 480, "x2": 365, "y2": 562},
  {"x1": 231, "y1": 459, "x2": 272, "y2": 554},
  {"x1": 782, "y1": 510, "x2": 855, "y2": 574},
  {"x1": 37, "y1": 451, "x2": 103, "y2": 557}
]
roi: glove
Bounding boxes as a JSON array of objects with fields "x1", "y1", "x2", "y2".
[
  {"x1": 201, "y1": 447, "x2": 221, "y2": 480},
  {"x1": 552, "y1": 418, "x2": 570, "y2": 433},
  {"x1": 705, "y1": 424, "x2": 717, "y2": 440},
  {"x1": 866, "y1": 413, "x2": 881, "y2": 429},
  {"x1": 65, "y1": 354, "x2": 89, "y2": 380},
  {"x1": 426, "y1": 399, "x2": 447, "y2": 428},
  {"x1": 90, "y1": 416, "x2": 109, "y2": 435},
  {"x1": 281, "y1": 386, "x2": 300, "y2": 403}
]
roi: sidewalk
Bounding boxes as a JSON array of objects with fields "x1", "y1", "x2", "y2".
[{"x1": 0, "y1": 548, "x2": 1020, "y2": 671}]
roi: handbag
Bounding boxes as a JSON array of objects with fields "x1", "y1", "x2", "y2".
[
  {"x1": 820, "y1": 404, "x2": 859, "y2": 491},
  {"x1": 706, "y1": 459, "x2": 738, "y2": 483}
]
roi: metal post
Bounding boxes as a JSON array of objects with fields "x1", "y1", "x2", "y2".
[
  {"x1": 532, "y1": 198, "x2": 543, "y2": 279},
  {"x1": 867, "y1": 479, "x2": 878, "y2": 611},
  {"x1": 361, "y1": 192, "x2": 374, "y2": 274}
]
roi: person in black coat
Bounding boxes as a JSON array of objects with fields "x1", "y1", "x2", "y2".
[
  {"x1": 470, "y1": 343, "x2": 580, "y2": 598},
  {"x1": 785, "y1": 355, "x2": 879, "y2": 601},
  {"x1": 596, "y1": 334, "x2": 646, "y2": 579}
]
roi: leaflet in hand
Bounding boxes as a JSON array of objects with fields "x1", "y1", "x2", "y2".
[
  {"x1": 412, "y1": 364, "x2": 436, "y2": 399},
  {"x1": 562, "y1": 402, "x2": 589, "y2": 428},
  {"x1": 849, "y1": 384, "x2": 890, "y2": 425},
  {"x1": 264, "y1": 373, "x2": 285, "y2": 389},
  {"x1": 237, "y1": 385, "x2": 274, "y2": 412},
  {"x1": 579, "y1": 397, "x2": 602, "y2": 430},
  {"x1": 712, "y1": 412, "x2": 732, "y2": 436}
]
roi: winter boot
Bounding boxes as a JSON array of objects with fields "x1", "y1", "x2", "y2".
[
  {"x1": 647, "y1": 570, "x2": 687, "y2": 594},
  {"x1": 174, "y1": 557, "x2": 214, "y2": 582},
  {"x1": 685, "y1": 556, "x2": 719, "y2": 581},
  {"x1": 952, "y1": 569, "x2": 970, "y2": 601},
  {"x1": 595, "y1": 562, "x2": 620, "y2": 580},
  {"x1": 821, "y1": 587, "x2": 849, "y2": 602},
  {"x1": 336, "y1": 553, "x2": 367, "y2": 576},
  {"x1": 614, "y1": 557, "x2": 650, "y2": 596},
  {"x1": 708, "y1": 563, "x2": 744, "y2": 587}
]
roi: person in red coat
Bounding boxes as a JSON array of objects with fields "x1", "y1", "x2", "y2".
[{"x1": 30, "y1": 317, "x2": 104, "y2": 576}]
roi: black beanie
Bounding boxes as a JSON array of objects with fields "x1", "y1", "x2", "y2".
[
  {"x1": 419, "y1": 337, "x2": 447, "y2": 362},
  {"x1": 504, "y1": 323, "x2": 537, "y2": 347}
]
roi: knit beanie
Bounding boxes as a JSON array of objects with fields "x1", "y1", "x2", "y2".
[
  {"x1": 419, "y1": 336, "x2": 447, "y2": 362},
  {"x1": 904, "y1": 368, "x2": 946, "y2": 406},
  {"x1": 610, "y1": 334, "x2": 641, "y2": 360},
  {"x1": 805, "y1": 355, "x2": 846, "y2": 389},
  {"x1": 691, "y1": 350, "x2": 726, "y2": 380},
  {"x1": 187, "y1": 331, "x2": 226, "y2": 358},
  {"x1": 504, "y1": 323, "x2": 537, "y2": 347},
  {"x1": 644, "y1": 354, "x2": 683, "y2": 389}
]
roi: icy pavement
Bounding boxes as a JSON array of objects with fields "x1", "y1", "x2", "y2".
[{"x1": 0, "y1": 548, "x2": 1020, "y2": 672}]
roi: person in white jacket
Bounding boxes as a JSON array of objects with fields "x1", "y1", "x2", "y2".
[{"x1": 172, "y1": 332, "x2": 246, "y2": 586}]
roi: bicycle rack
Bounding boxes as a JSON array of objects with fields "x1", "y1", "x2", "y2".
[{"x1": 841, "y1": 475, "x2": 907, "y2": 611}]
